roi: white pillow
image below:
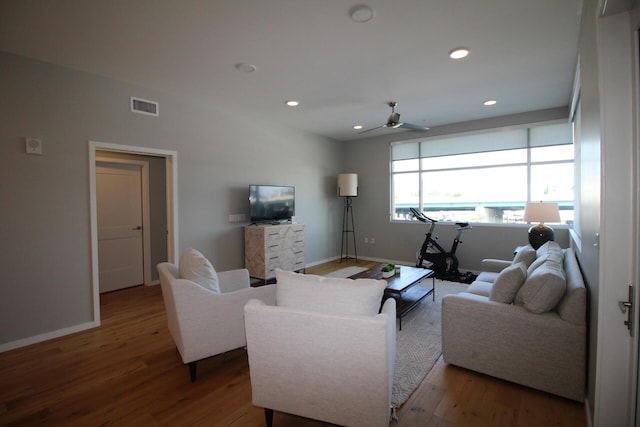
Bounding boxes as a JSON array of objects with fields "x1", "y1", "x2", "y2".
[
  {"x1": 512, "y1": 245, "x2": 536, "y2": 268},
  {"x1": 490, "y1": 262, "x2": 527, "y2": 304},
  {"x1": 275, "y1": 269, "x2": 387, "y2": 316},
  {"x1": 515, "y1": 264, "x2": 566, "y2": 313},
  {"x1": 179, "y1": 248, "x2": 220, "y2": 293}
]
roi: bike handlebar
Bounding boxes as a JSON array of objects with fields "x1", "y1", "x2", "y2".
[
  {"x1": 410, "y1": 207, "x2": 471, "y2": 230},
  {"x1": 410, "y1": 207, "x2": 437, "y2": 224}
]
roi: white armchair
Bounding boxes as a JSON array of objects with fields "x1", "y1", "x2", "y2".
[
  {"x1": 157, "y1": 251, "x2": 276, "y2": 381},
  {"x1": 244, "y1": 269, "x2": 396, "y2": 427}
]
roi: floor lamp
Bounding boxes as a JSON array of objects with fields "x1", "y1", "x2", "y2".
[{"x1": 338, "y1": 173, "x2": 358, "y2": 262}]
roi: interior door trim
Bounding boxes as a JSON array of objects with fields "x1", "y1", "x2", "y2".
[{"x1": 89, "y1": 141, "x2": 178, "y2": 324}]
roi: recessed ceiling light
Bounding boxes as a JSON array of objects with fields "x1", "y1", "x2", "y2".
[
  {"x1": 285, "y1": 100, "x2": 300, "y2": 107},
  {"x1": 449, "y1": 48, "x2": 470, "y2": 59},
  {"x1": 349, "y1": 4, "x2": 375, "y2": 23},
  {"x1": 353, "y1": 125, "x2": 363, "y2": 130},
  {"x1": 483, "y1": 99, "x2": 497, "y2": 106},
  {"x1": 235, "y1": 62, "x2": 257, "y2": 73}
]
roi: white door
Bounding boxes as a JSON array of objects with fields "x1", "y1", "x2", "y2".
[
  {"x1": 97, "y1": 162, "x2": 144, "y2": 293},
  {"x1": 593, "y1": 11, "x2": 638, "y2": 426}
]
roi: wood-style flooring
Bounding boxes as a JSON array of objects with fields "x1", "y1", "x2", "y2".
[{"x1": 0, "y1": 259, "x2": 587, "y2": 426}]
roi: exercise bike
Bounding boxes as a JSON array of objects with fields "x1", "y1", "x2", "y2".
[{"x1": 410, "y1": 207, "x2": 476, "y2": 283}]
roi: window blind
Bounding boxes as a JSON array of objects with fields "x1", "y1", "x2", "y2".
[{"x1": 391, "y1": 121, "x2": 572, "y2": 160}]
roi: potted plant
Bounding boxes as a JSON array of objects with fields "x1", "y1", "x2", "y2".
[{"x1": 381, "y1": 263, "x2": 395, "y2": 278}]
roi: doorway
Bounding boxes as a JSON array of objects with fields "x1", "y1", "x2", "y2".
[{"x1": 89, "y1": 141, "x2": 178, "y2": 323}]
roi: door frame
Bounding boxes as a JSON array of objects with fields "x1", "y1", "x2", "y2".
[
  {"x1": 96, "y1": 158, "x2": 151, "y2": 288},
  {"x1": 89, "y1": 141, "x2": 178, "y2": 323}
]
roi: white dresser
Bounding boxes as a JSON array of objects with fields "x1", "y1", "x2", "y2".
[{"x1": 244, "y1": 223, "x2": 305, "y2": 281}]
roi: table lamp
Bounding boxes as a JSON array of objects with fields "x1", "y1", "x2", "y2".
[{"x1": 523, "y1": 201, "x2": 561, "y2": 249}]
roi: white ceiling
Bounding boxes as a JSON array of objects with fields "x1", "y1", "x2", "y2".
[{"x1": 0, "y1": 0, "x2": 582, "y2": 141}]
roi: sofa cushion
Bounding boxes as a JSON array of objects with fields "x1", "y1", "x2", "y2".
[
  {"x1": 557, "y1": 248, "x2": 587, "y2": 325},
  {"x1": 512, "y1": 245, "x2": 536, "y2": 268},
  {"x1": 515, "y1": 263, "x2": 566, "y2": 313},
  {"x1": 536, "y1": 240, "x2": 563, "y2": 258},
  {"x1": 275, "y1": 269, "x2": 386, "y2": 316},
  {"x1": 179, "y1": 248, "x2": 220, "y2": 292},
  {"x1": 466, "y1": 280, "x2": 493, "y2": 297},
  {"x1": 476, "y1": 271, "x2": 499, "y2": 284},
  {"x1": 527, "y1": 241, "x2": 563, "y2": 276},
  {"x1": 490, "y1": 262, "x2": 527, "y2": 304}
]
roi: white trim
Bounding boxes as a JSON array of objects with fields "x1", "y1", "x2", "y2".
[
  {"x1": 88, "y1": 141, "x2": 178, "y2": 324},
  {"x1": 0, "y1": 321, "x2": 97, "y2": 353}
]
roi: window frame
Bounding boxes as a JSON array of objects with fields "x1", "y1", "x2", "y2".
[{"x1": 390, "y1": 121, "x2": 574, "y2": 226}]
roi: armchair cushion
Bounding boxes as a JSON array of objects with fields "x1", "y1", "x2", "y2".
[
  {"x1": 179, "y1": 248, "x2": 220, "y2": 293},
  {"x1": 490, "y1": 262, "x2": 527, "y2": 303},
  {"x1": 275, "y1": 269, "x2": 386, "y2": 316}
]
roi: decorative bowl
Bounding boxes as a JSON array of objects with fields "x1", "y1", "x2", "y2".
[{"x1": 381, "y1": 270, "x2": 395, "y2": 279}]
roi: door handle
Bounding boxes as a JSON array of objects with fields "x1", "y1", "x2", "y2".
[
  {"x1": 132, "y1": 226, "x2": 142, "y2": 230},
  {"x1": 618, "y1": 285, "x2": 634, "y2": 336}
]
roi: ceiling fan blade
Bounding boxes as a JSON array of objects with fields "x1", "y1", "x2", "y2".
[
  {"x1": 398, "y1": 122, "x2": 430, "y2": 132},
  {"x1": 358, "y1": 124, "x2": 386, "y2": 134}
]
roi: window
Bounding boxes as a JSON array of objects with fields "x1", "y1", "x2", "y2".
[{"x1": 391, "y1": 122, "x2": 574, "y2": 225}]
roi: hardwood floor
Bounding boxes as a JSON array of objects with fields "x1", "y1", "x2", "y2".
[{"x1": 0, "y1": 259, "x2": 586, "y2": 426}]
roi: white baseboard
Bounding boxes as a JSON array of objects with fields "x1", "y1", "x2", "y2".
[{"x1": 0, "y1": 320, "x2": 99, "y2": 353}]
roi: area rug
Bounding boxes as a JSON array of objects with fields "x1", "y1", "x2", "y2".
[
  {"x1": 324, "y1": 266, "x2": 368, "y2": 278},
  {"x1": 391, "y1": 279, "x2": 468, "y2": 408}
]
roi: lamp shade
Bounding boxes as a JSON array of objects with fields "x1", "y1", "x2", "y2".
[
  {"x1": 338, "y1": 173, "x2": 358, "y2": 197},
  {"x1": 523, "y1": 201, "x2": 560, "y2": 224}
]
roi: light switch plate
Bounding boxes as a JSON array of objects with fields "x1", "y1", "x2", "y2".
[{"x1": 26, "y1": 138, "x2": 42, "y2": 155}]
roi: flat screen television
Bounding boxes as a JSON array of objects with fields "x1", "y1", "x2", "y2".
[{"x1": 249, "y1": 185, "x2": 295, "y2": 223}]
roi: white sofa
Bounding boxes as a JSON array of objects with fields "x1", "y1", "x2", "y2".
[
  {"x1": 157, "y1": 249, "x2": 276, "y2": 381},
  {"x1": 442, "y1": 242, "x2": 586, "y2": 401},
  {"x1": 244, "y1": 269, "x2": 396, "y2": 427}
]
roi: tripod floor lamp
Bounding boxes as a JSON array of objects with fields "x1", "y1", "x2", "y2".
[{"x1": 338, "y1": 173, "x2": 358, "y2": 262}]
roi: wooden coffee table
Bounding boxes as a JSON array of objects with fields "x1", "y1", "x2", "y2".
[{"x1": 349, "y1": 264, "x2": 435, "y2": 330}]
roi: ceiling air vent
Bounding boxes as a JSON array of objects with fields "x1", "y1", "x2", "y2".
[{"x1": 130, "y1": 96, "x2": 159, "y2": 117}]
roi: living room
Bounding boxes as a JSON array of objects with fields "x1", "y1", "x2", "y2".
[{"x1": 1, "y1": 1, "x2": 639, "y2": 426}]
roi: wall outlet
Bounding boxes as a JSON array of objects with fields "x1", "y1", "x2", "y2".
[
  {"x1": 370, "y1": 237, "x2": 375, "y2": 244},
  {"x1": 364, "y1": 237, "x2": 369, "y2": 244}
]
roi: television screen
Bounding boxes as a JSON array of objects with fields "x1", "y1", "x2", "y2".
[{"x1": 249, "y1": 185, "x2": 295, "y2": 223}]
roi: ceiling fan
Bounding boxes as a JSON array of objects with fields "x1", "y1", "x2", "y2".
[{"x1": 359, "y1": 101, "x2": 430, "y2": 134}]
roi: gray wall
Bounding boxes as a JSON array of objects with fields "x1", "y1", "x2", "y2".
[{"x1": 0, "y1": 52, "x2": 343, "y2": 347}]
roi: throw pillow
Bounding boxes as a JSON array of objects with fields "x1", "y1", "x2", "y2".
[
  {"x1": 514, "y1": 263, "x2": 566, "y2": 313},
  {"x1": 275, "y1": 269, "x2": 387, "y2": 316},
  {"x1": 179, "y1": 248, "x2": 220, "y2": 293},
  {"x1": 512, "y1": 245, "x2": 536, "y2": 268},
  {"x1": 489, "y1": 262, "x2": 527, "y2": 304}
]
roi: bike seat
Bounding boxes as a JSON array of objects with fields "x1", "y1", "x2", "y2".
[{"x1": 456, "y1": 222, "x2": 470, "y2": 228}]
